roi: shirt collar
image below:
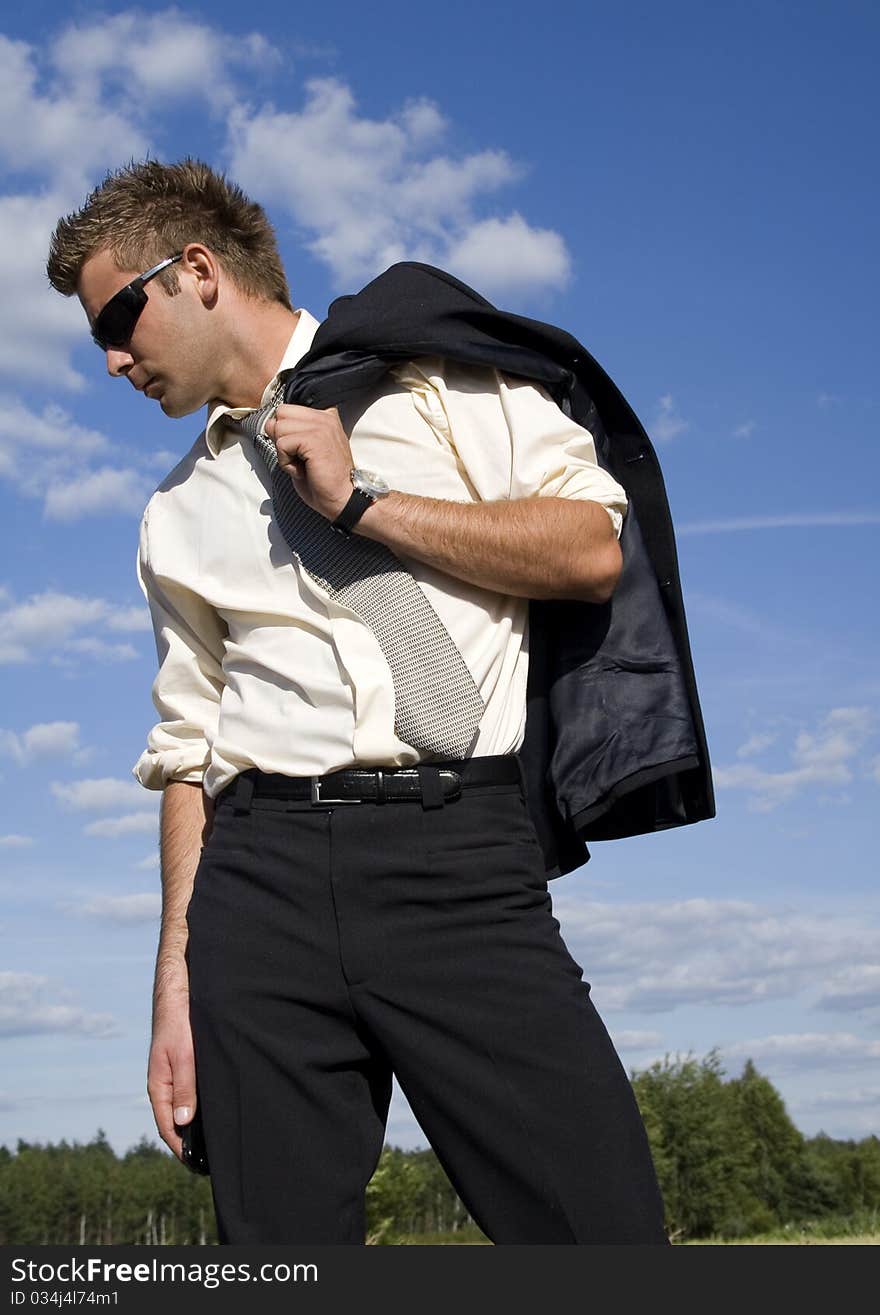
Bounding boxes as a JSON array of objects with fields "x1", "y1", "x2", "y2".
[{"x1": 203, "y1": 308, "x2": 321, "y2": 456}]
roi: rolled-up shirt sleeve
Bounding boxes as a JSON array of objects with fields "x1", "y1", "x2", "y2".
[
  {"x1": 132, "y1": 503, "x2": 227, "y2": 791},
  {"x1": 399, "y1": 359, "x2": 628, "y2": 537}
]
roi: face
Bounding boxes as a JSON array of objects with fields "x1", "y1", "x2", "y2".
[{"x1": 77, "y1": 247, "x2": 221, "y2": 418}]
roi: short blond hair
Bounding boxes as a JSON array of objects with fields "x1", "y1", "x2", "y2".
[{"x1": 47, "y1": 158, "x2": 292, "y2": 308}]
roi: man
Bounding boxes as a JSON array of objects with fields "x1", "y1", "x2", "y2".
[{"x1": 48, "y1": 159, "x2": 670, "y2": 1245}]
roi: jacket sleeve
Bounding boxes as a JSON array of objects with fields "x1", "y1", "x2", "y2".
[
  {"x1": 131, "y1": 503, "x2": 227, "y2": 791},
  {"x1": 393, "y1": 357, "x2": 628, "y2": 538}
]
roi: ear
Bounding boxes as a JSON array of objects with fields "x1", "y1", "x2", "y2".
[{"x1": 179, "y1": 243, "x2": 220, "y2": 307}]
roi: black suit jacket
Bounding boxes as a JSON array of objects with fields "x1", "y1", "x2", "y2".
[{"x1": 281, "y1": 262, "x2": 715, "y2": 877}]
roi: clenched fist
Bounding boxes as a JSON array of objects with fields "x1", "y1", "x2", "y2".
[{"x1": 264, "y1": 404, "x2": 353, "y2": 521}]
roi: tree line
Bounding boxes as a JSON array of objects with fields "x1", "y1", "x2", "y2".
[
  {"x1": 1, "y1": 1052, "x2": 877, "y2": 1244},
  {"x1": 631, "y1": 1050, "x2": 879, "y2": 1239}
]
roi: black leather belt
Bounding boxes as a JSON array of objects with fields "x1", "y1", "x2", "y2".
[{"x1": 217, "y1": 754, "x2": 522, "y2": 809}]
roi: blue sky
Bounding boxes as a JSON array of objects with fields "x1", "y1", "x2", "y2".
[{"x1": 1, "y1": 0, "x2": 878, "y2": 1157}]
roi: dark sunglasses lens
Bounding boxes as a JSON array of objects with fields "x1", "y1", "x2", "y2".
[{"x1": 93, "y1": 287, "x2": 144, "y2": 350}]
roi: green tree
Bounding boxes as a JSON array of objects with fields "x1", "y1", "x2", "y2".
[
  {"x1": 632, "y1": 1049, "x2": 762, "y2": 1238},
  {"x1": 726, "y1": 1059, "x2": 806, "y2": 1221}
]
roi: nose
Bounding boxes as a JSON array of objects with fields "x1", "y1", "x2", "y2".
[{"x1": 105, "y1": 348, "x2": 133, "y2": 377}]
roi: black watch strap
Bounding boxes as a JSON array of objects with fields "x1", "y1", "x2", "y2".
[{"x1": 331, "y1": 488, "x2": 375, "y2": 537}]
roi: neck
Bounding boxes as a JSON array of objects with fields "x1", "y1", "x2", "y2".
[{"x1": 210, "y1": 299, "x2": 302, "y2": 409}]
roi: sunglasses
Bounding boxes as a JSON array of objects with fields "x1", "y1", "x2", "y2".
[{"x1": 91, "y1": 253, "x2": 183, "y2": 351}]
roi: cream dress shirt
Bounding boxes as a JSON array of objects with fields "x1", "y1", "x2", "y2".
[{"x1": 132, "y1": 309, "x2": 628, "y2": 797}]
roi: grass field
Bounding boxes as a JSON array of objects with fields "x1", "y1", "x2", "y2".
[
  {"x1": 375, "y1": 1206, "x2": 880, "y2": 1245},
  {"x1": 382, "y1": 1228, "x2": 880, "y2": 1245},
  {"x1": 681, "y1": 1233, "x2": 879, "y2": 1245}
]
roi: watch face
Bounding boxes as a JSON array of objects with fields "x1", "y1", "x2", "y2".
[{"x1": 351, "y1": 468, "x2": 390, "y2": 497}]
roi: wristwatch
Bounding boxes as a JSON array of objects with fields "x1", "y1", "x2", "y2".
[{"x1": 331, "y1": 468, "x2": 391, "y2": 537}]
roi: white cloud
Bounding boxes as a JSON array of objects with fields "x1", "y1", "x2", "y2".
[
  {"x1": 0, "y1": 721, "x2": 80, "y2": 765},
  {"x1": 608, "y1": 1030, "x2": 664, "y2": 1051},
  {"x1": 0, "y1": 196, "x2": 89, "y2": 391},
  {"x1": 0, "y1": 13, "x2": 273, "y2": 188},
  {"x1": 0, "y1": 834, "x2": 33, "y2": 847},
  {"x1": 133, "y1": 853, "x2": 160, "y2": 871},
  {"x1": 51, "y1": 778, "x2": 148, "y2": 812},
  {"x1": 0, "y1": 397, "x2": 156, "y2": 523},
  {"x1": 52, "y1": 777, "x2": 157, "y2": 840},
  {"x1": 84, "y1": 812, "x2": 160, "y2": 838},
  {"x1": 0, "y1": 396, "x2": 110, "y2": 478},
  {"x1": 678, "y1": 511, "x2": 880, "y2": 536},
  {"x1": 793, "y1": 1087, "x2": 880, "y2": 1112},
  {"x1": 713, "y1": 706, "x2": 876, "y2": 812},
  {"x1": 0, "y1": 35, "x2": 147, "y2": 191},
  {"x1": 2, "y1": 11, "x2": 572, "y2": 397},
  {"x1": 682, "y1": 592, "x2": 784, "y2": 639},
  {"x1": 0, "y1": 1088, "x2": 147, "y2": 1112},
  {"x1": 44, "y1": 467, "x2": 153, "y2": 522},
  {"x1": 721, "y1": 1032, "x2": 880, "y2": 1071},
  {"x1": 105, "y1": 606, "x2": 151, "y2": 633},
  {"x1": 24, "y1": 722, "x2": 80, "y2": 757},
  {"x1": 51, "y1": 11, "x2": 277, "y2": 116},
  {"x1": 397, "y1": 100, "x2": 447, "y2": 144},
  {"x1": 650, "y1": 394, "x2": 689, "y2": 442},
  {"x1": 736, "y1": 732, "x2": 778, "y2": 759},
  {"x1": 0, "y1": 591, "x2": 107, "y2": 664},
  {"x1": 0, "y1": 13, "x2": 271, "y2": 392},
  {"x1": 144, "y1": 449, "x2": 181, "y2": 473},
  {"x1": 813, "y1": 966, "x2": 880, "y2": 1012},
  {"x1": 733, "y1": 420, "x2": 755, "y2": 438},
  {"x1": 550, "y1": 896, "x2": 880, "y2": 1016},
  {"x1": 0, "y1": 971, "x2": 120, "y2": 1038},
  {"x1": 80, "y1": 893, "x2": 160, "y2": 923},
  {"x1": 228, "y1": 76, "x2": 569, "y2": 295},
  {"x1": 58, "y1": 638, "x2": 138, "y2": 664},
  {"x1": 0, "y1": 589, "x2": 149, "y2": 665},
  {"x1": 444, "y1": 213, "x2": 571, "y2": 298},
  {"x1": 0, "y1": 22, "x2": 150, "y2": 390},
  {"x1": 786, "y1": 1093, "x2": 880, "y2": 1138}
]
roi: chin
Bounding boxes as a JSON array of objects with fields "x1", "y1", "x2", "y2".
[{"x1": 160, "y1": 393, "x2": 202, "y2": 419}]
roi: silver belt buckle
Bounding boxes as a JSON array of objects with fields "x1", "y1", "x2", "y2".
[{"x1": 310, "y1": 776, "x2": 362, "y2": 805}]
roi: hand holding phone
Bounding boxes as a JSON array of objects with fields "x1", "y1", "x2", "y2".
[{"x1": 178, "y1": 1103, "x2": 210, "y2": 1176}]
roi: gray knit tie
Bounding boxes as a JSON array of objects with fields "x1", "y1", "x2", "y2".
[{"x1": 225, "y1": 401, "x2": 485, "y2": 758}]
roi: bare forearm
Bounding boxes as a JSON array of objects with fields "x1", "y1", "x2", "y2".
[
  {"x1": 265, "y1": 403, "x2": 621, "y2": 601},
  {"x1": 357, "y1": 492, "x2": 622, "y2": 603},
  {"x1": 155, "y1": 781, "x2": 214, "y2": 1007}
]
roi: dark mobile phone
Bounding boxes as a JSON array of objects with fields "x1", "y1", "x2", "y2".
[{"x1": 179, "y1": 1105, "x2": 210, "y2": 1176}]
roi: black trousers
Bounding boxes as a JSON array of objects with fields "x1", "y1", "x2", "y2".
[{"x1": 185, "y1": 761, "x2": 668, "y2": 1244}]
